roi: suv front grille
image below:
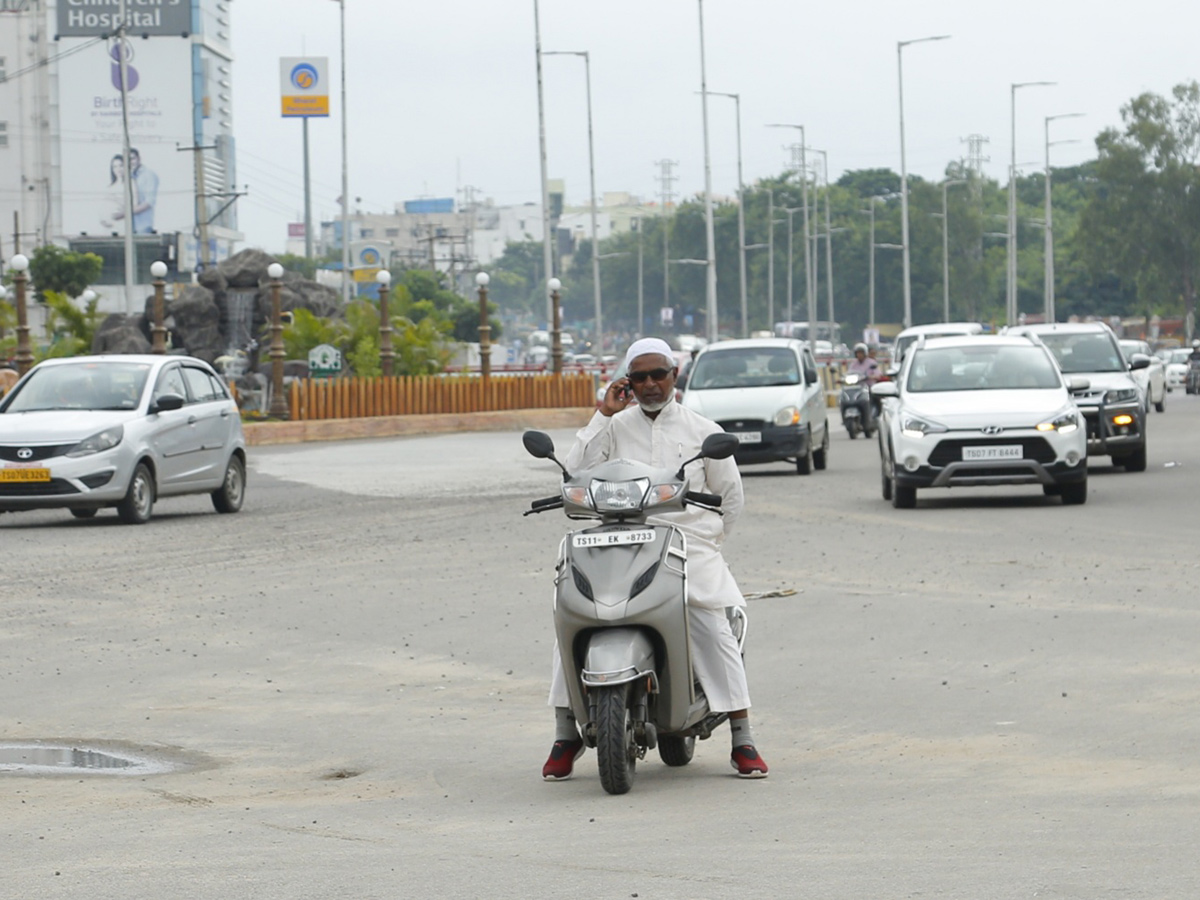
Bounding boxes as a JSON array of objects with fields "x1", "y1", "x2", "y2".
[{"x1": 929, "y1": 437, "x2": 1057, "y2": 467}]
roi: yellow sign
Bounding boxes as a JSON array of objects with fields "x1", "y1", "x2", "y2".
[{"x1": 280, "y1": 57, "x2": 329, "y2": 118}]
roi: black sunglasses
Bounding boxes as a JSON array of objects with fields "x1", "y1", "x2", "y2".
[{"x1": 628, "y1": 367, "x2": 675, "y2": 384}]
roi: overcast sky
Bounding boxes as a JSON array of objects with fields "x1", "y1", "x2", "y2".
[{"x1": 230, "y1": 0, "x2": 1198, "y2": 252}]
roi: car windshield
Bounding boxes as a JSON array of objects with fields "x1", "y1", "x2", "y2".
[
  {"x1": 1167, "y1": 349, "x2": 1191, "y2": 364},
  {"x1": 688, "y1": 348, "x2": 800, "y2": 390},
  {"x1": 1037, "y1": 332, "x2": 1125, "y2": 373},
  {"x1": 906, "y1": 345, "x2": 1061, "y2": 393},
  {"x1": 1, "y1": 362, "x2": 152, "y2": 413}
]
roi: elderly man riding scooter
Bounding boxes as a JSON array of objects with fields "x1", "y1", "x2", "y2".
[{"x1": 542, "y1": 337, "x2": 768, "y2": 780}]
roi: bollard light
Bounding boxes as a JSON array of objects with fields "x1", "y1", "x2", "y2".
[
  {"x1": 150, "y1": 260, "x2": 168, "y2": 354},
  {"x1": 9, "y1": 254, "x2": 32, "y2": 376},
  {"x1": 266, "y1": 263, "x2": 289, "y2": 419},
  {"x1": 376, "y1": 269, "x2": 394, "y2": 377},
  {"x1": 548, "y1": 277, "x2": 563, "y2": 376},
  {"x1": 476, "y1": 272, "x2": 491, "y2": 381}
]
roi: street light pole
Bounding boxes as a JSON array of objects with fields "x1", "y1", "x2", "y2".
[
  {"x1": 706, "y1": 91, "x2": 747, "y2": 337},
  {"x1": 532, "y1": 0, "x2": 555, "y2": 337},
  {"x1": 784, "y1": 207, "x2": 803, "y2": 322},
  {"x1": 897, "y1": 34, "x2": 951, "y2": 329},
  {"x1": 266, "y1": 262, "x2": 289, "y2": 419},
  {"x1": 475, "y1": 272, "x2": 491, "y2": 381},
  {"x1": 548, "y1": 277, "x2": 563, "y2": 374},
  {"x1": 767, "y1": 187, "x2": 775, "y2": 328},
  {"x1": 940, "y1": 178, "x2": 966, "y2": 321},
  {"x1": 150, "y1": 261, "x2": 168, "y2": 354},
  {"x1": 377, "y1": 269, "x2": 394, "y2": 377},
  {"x1": 1044, "y1": 112, "x2": 1084, "y2": 323},
  {"x1": 9, "y1": 254, "x2": 32, "y2": 375},
  {"x1": 814, "y1": 149, "x2": 835, "y2": 329},
  {"x1": 1009, "y1": 80, "x2": 1056, "y2": 326},
  {"x1": 337, "y1": 0, "x2": 351, "y2": 305},
  {"x1": 697, "y1": 0, "x2": 719, "y2": 343},
  {"x1": 545, "y1": 50, "x2": 603, "y2": 352}
]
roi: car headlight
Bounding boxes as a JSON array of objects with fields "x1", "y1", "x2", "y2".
[
  {"x1": 589, "y1": 478, "x2": 649, "y2": 512},
  {"x1": 1104, "y1": 388, "x2": 1137, "y2": 404},
  {"x1": 774, "y1": 406, "x2": 800, "y2": 427},
  {"x1": 901, "y1": 416, "x2": 947, "y2": 439},
  {"x1": 1036, "y1": 410, "x2": 1080, "y2": 434},
  {"x1": 65, "y1": 425, "x2": 124, "y2": 458}
]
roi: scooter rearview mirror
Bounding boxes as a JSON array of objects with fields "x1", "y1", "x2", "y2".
[
  {"x1": 676, "y1": 432, "x2": 739, "y2": 479},
  {"x1": 522, "y1": 430, "x2": 556, "y2": 459}
]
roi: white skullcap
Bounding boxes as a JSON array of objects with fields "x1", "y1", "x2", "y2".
[{"x1": 623, "y1": 337, "x2": 676, "y2": 371}]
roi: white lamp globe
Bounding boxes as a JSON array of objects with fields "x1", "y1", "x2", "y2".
[
  {"x1": 376, "y1": 269, "x2": 392, "y2": 285},
  {"x1": 267, "y1": 263, "x2": 284, "y2": 280},
  {"x1": 475, "y1": 272, "x2": 490, "y2": 287},
  {"x1": 150, "y1": 261, "x2": 168, "y2": 278},
  {"x1": 10, "y1": 254, "x2": 29, "y2": 273},
  {"x1": 548, "y1": 278, "x2": 561, "y2": 291}
]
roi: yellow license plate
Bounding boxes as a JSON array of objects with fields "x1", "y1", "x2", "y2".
[{"x1": 1, "y1": 468, "x2": 51, "y2": 482}]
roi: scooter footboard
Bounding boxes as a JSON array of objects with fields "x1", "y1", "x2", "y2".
[{"x1": 581, "y1": 628, "x2": 657, "y2": 689}]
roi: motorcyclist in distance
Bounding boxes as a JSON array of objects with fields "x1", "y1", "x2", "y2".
[{"x1": 845, "y1": 342, "x2": 881, "y2": 384}]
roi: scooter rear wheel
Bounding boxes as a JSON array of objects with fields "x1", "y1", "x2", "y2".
[
  {"x1": 658, "y1": 734, "x2": 696, "y2": 767},
  {"x1": 595, "y1": 683, "x2": 637, "y2": 795}
]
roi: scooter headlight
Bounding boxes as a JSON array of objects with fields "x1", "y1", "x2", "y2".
[
  {"x1": 590, "y1": 477, "x2": 649, "y2": 512},
  {"x1": 842, "y1": 373, "x2": 862, "y2": 386},
  {"x1": 901, "y1": 416, "x2": 947, "y2": 439}
]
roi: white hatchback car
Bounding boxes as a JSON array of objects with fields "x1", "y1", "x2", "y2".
[
  {"x1": 0, "y1": 355, "x2": 247, "y2": 524},
  {"x1": 680, "y1": 338, "x2": 829, "y2": 475},
  {"x1": 1118, "y1": 339, "x2": 1166, "y2": 412},
  {"x1": 872, "y1": 335, "x2": 1088, "y2": 508}
]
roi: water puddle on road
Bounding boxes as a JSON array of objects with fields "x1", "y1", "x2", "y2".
[{"x1": 0, "y1": 741, "x2": 195, "y2": 776}]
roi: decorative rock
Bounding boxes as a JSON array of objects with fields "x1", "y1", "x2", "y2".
[{"x1": 92, "y1": 314, "x2": 152, "y2": 355}]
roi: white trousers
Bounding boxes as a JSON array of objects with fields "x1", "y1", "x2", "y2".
[{"x1": 548, "y1": 605, "x2": 752, "y2": 713}]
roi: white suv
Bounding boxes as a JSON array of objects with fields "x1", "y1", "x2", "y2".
[{"x1": 872, "y1": 335, "x2": 1088, "y2": 508}]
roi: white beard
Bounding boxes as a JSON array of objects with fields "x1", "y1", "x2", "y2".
[{"x1": 638, "y1": 396, "x2": 672, "y2": 413}]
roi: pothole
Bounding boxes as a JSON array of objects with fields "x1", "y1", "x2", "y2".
[{"x1": 0, "y1": 740, "x2": 203, "y2": 776}]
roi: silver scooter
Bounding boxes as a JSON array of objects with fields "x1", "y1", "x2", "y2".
[{"x1": 522, "y1": 429, "x2": 744, "y2": 795}]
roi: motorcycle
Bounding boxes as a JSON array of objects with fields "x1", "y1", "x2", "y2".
[
  {"x1": 839, "y1": 372, "x2": 875, "y2": 438},
  {"x1": 1187, "y1": 358, "x2": 1200, "y2": 395},
  {"x1": 522, "y1": 428, "x2": 743, "y2": 795}
]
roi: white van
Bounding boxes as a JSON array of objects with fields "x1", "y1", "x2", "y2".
[{"x1": 680, "y1": 338, "x2": 829, "y2": 475}]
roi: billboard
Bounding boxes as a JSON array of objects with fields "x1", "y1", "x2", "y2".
[
  {"x1": 57, "y1": 37, "x2": 195, "y2": 240},
  {"x1": 280, "y1": 57, "x2": 329, "y2": 118},
  {"x1": 404, "y1": 198, "x2": 455, "y2": 215},
  {"x1": 56, "y1": 0, "x2": 192, "y2": 38}
]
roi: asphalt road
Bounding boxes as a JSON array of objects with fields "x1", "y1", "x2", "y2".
[{"x1": 5, "y1": 397, "x2": 1200, "y2": 899}]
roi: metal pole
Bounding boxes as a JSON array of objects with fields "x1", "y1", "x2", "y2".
[
  {"x1": 476, "y1": 273, "x2": 491, "y2": 381},
  {"x1": 339, "y1": 0, "x2": 351, "y2": 305},
  {"x1": 378, "y1": 270, "x2": 394, "y2": 377},
  {"x1": 636, "y1": 219, "x2": 644, "y2": 336},
  {"x1": 786, "y1": 209, "x2": 794, "y2": 322},
  {"x1": 698, "y1": 0, "x2": 718, "y2": 343},
  {"x1": 1044, "y1": 113, "x2": 1084, "y2": 324},
  {"x1": 533, "y1": 1, "x2": 556, "y2": 367},
  {"x1": 767, "y1": 187, "x2": 774, "y2": 328},
  {"x1": 820, "y1": 151, "x2": 834, "y2": 329},
  {"x1": 1009, "y1": 81, "x2": 1056, "y2": 326},
  {"x1": 942, "y1": 181, "x2": 951, "y2": 322},
  {"x1": 267, "y1": 264, "x2": 289, "y2": 419},
  {"x1": 801, "y1": 140, "x2": 813, "y2": 333},
  {"x1": 150, "y1": 262, "x2": 167, "y2": 354},
  {"x1": 733, "y1": 94, "x2": 747, "y2": 337},
  {"x1": 116, "y1": 0, "x2": 136, "y2": 314},
  {"x1": 868, "y1": 201, "x2": 876, "y2": 327},
  {"x1": 303, "y1": 118, "x2": 313, "y2": 260},
  {"x1": 583, "y1": 53, "x2": 602, "y2": 353},
  {"x1": 10, "y1": 256, "x2": 32, "y2": 375}
]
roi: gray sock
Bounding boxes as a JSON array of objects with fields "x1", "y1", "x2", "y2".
[
  {"x1": 730, "y1": 716, "x2": 755, "y2": 749},
  {"x1": 554, "y1": 706, "x2": 580, "y2": 742}
]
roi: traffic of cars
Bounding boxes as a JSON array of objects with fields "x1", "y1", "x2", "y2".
[{"x1": 0, "y1": 355, "x2": 247, "y2": 524}]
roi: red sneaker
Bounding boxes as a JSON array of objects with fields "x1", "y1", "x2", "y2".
[
  {"x1": 731, "y1": 745, "x2": 768, "y2": 778},
  {"x1": 542, "y1": 739, "x2": 586, "y2": 781}
]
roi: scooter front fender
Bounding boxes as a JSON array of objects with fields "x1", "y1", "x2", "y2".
[{"x1": 581, "y1": 628, "x2": 657, "y2": 689}]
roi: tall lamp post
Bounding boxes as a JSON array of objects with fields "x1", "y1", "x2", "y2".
[
  {"x1": 1044, "y1": 112, "x2": 1084, "y2": 323},
  {"x1": 544, "y1": 50, "x2": 603, "y2": 352},
  {"x1": 812, "y1": 148, "x2": 836, "y2": 329},
  {"x1": 150, "y1": 260, "x2": 168, "y2": 354},
  {"x1": 706, "y1": 90, "x2": 747, "y2": 337},
  {"x1": 376, "y1": 269, "x2": 394, "y2": 377},
  {"x1": 783, "y1": 207, "x2": 804, "y2": 323},
  {"x1": 532, "y1": 0, "x2": 555, "y2": 337},
  {"x1": 897, "y1": 34, "x2": 951, "y2": 329},
  {"x1": 939, "y1": 179, "x2": 966, "y2": 321},
  {"x1": 475, "y1": 272, "x2": 491, "y2": 381},
  {"x1": 696, "y1": 0, "x2": 719, "y2": 343},
  {"x1": 335, "y1": 0, "x2": 351, "y2": 305},
  {"x1": 548, "y1": 277, "x2": 563, "y2": 375},
  {"x1": 266, "y1": 262, "x2": 289, "y2": 419},
  {"x1": 9, "y1": 254, "x2": 32, "y2": 375},
  {"x1": 1008, "y1": 80, "x2": 1056, "y2": 326}
]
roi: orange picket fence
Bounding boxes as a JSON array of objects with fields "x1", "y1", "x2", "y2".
[{"x1": 284, "y1": 372, "x2": 597, "y2": 421}]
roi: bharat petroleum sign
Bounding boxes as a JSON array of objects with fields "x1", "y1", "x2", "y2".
[
  {"x1": 280, "y1": 57, "x2": 330, "y2": 118},
  {"x1": 56, "y1": 0, "x2": 192, "y2": 38}
]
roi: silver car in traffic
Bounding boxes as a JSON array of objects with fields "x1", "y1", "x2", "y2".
[{"x1": 0, "y1": 355, "x2": 247, "y2": 524}]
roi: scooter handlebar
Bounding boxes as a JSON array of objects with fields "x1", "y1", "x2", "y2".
[
  {"x1": 524, "y1": 496, "x2": 565, "y2": 516},
  {"x1": 684, "y1": 490, "x2": 723, "y2": 509}
]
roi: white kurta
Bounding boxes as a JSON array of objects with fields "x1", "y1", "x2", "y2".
[
  {"x1": 563, "y1": 401, "x2": 746, "y2": 610},
  {"x1": 549, "y1": 400, "x2": 752, "y2": 712}
]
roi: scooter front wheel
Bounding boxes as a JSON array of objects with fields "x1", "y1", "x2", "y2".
[
  {"x1": 658, "y1": 734, "x2": 696, "y2": 767},
  {"x1": 594, "y1": 683, "x2": 637, "y2": 795}
]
